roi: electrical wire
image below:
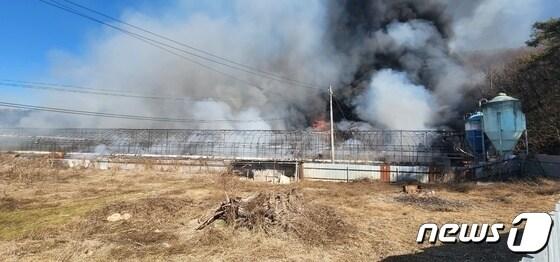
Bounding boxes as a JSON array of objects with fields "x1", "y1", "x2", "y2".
[
  {"x1": 0, "y1": 101, "x2": 286, "y2": 123},
  {"x1": 1, "y1": 79, "x2": 128, "y2": 93},
  {"x1": 39, "y1": 0, "x2": 265, "y2": 91},
  {"x1": 0, "y1": 80, "x2": 193, "y2": 101},
  {"x1": 60, "y1": 0, "x2": 321, "y2": 89},
  {"x1": 40, "y1": 0, "x2": 323, "y2": 91},
  {"x1": 0, "y1": 79, "x2": 307, "y2": 110},
  {"x1": 332, "y1": 93, "x2": 349, "y2": 121}
]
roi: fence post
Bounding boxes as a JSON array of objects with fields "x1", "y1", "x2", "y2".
[
  {"x1": 400, "y1": 130, "x2": 404, "y2": 163},
  {"x1": 127, "y1": 130, "x2": 131, "y2": 154},
  {"x1": 295, "y1": 161, "x2": 299, "y2": 182},
  {"x1": 166, "y1": 130, "x2": 169, "y2": 155},
  {"x1": 147, "y1": 130, "x2": 151, "y2": 154}
]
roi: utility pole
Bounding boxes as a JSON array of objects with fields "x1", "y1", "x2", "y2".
[{"x1": 329, "y1": 85, "x2": 335, "y2": 163}]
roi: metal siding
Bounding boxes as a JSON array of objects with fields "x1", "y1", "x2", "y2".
[
  {"x1": 391, "y1": 165, "x2": 429, "y2": 183},
  {"x1": 303, "y1": 162, "x2": 381, "y2": 181},
  {"x1": 303, "y1": 163, "x2": 429, "y2": 183}
]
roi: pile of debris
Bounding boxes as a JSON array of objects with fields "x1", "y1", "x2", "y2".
[
  {"x1": 197, "y1": 188, "x2": 303, "y2": 231},
  {"x1": 397, "y1": 183, "x2": 468, "y2": 212},
  {"x1": 196, "y1": 188, "x2": 352, "y2": 244},
  {"x1": 394, "y1": 194, "x2": 467, "y2": 212}
]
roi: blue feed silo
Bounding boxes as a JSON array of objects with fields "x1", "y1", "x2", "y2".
[
  {"x1": 481, "y1": 93, "x2": 526, "y2": 157},
  {"x1": 465, "y1": 112, "x2": 485, "y2": 159}
]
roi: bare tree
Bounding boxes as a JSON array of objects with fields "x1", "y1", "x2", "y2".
[{"x1": 489, "y1": 18, "x2": 560, "y2": 154}]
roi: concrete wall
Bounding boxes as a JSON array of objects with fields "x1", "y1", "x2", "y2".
[
  {"x1": 63, "y1": 156, "x2": 229, "y2": 174},
  {"x1": 20, "y1": 151, "x2": 442, "y2": 183}
]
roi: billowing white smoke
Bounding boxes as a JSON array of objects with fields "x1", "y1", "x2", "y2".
[
  {"x1": 355, "y1": 69, "x2": 436, "y2": 130},
  {"x1": 450, "y1": 0, "x2": 547, "y2": 51},
  {"x1": 385, "y1": 21, "x2": 436, "y2": 49},
  {"x1": 21, "y1": 0, "x2": 337, "y2": 130},
  {"x1": 190, "y1": 100, "x2": 271, "y2": 130},
  {"x1": 351, "y1": 20, "x2": 462, "y2": 130},
  {"x1": 14, "y1": 0, "x2": 553, "y2": 130}
]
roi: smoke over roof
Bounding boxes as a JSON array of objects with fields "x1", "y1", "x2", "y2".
[{"x1": 17, "y1": 0, "x2": 549, "y2": 130}]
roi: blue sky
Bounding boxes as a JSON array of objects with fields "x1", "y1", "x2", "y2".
[{"x1": 0, "y1": 0, "x2": 231, "y2": 103}]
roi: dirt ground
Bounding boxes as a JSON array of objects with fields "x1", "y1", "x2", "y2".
[{"x1": 0, "y1": 154, "x2": 559, "y2": 261}]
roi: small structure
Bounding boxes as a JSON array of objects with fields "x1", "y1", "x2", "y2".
[
  {"x1": 465, "y1": 112, "x2": 486, "y2": 160},
  {"x1": 481, "y1": 93, "x2": 527, "y2": 157}
]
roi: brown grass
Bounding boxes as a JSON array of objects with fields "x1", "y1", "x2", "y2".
[
  {"x1": 393, "y1": 194, "x2": 467, "y2": 212},
  {"x1": 0, "y1": 154, "x2": 558, "y2": 261}
]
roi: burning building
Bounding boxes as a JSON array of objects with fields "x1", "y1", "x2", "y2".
[{"x1": 0, "y1": 0, "x2": 538, "y2": 182}]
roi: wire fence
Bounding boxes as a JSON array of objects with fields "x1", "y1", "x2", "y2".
[{"x1": 0, "y1": 128, "x2": 466, "y2": 164}]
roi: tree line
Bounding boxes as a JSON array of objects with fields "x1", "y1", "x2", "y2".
[{"x1": 486, "y1": 18, "x2": 560, "y2": 154}]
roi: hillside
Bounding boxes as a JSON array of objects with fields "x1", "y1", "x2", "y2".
[{"x1": 488, "y1": 18, "x2": 560, "y2": 154}]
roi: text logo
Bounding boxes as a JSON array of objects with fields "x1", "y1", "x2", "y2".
[{"x1": 417, "y1": 213, "x2": 553, "y2": 253}]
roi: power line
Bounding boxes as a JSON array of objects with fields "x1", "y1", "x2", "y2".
[
  {"x1": 0, "y1": 79, "x2": 300, "y2": 108},
  {"x1": 0, "y1": 80, "x2": 193, "y2": 101},
  {"x1": 59, "y1": 0, "x2": 320, "y2": 89},
  {"x1": 40, "y1": 0, "x2": 323, "y2": 91},
  {"x1": 332, "y1": 93, "x2": 349, "y2": 121},
  {"x1": 0, "y1": 101, "x2": 286, "y2": 123},
  {"x1": 1, "y1": 79, "x2": 120, "y2": 93},
  {"x1": 39, "y1": 0, "x2": 264, "y2": 91}
]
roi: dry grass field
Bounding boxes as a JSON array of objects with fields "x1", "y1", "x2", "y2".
[{"x1": 0, "y1": 153, "x2": 559, "y2": 261}]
